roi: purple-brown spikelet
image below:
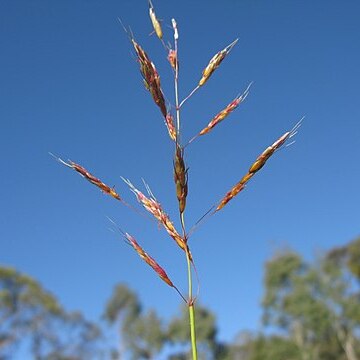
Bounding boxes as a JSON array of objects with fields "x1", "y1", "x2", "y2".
[
  {"x1": 54, "y1": 156, "x2": 122, "y2": 201},
  {"x1": 173, "y1": 145, "x2": 188, "y2": 214},
  {"x1": 199, "y1": 84, "x2": 251, "y2": 136},
  {"x1": 216, "y1": 120, "x2": 302, "y2": 211},
  {"x1": 165, "y1": 113, "x2": 177, "y2": 141},
  {"x1": 199, "y1": 39, "x2": 238, "y2": 87},
  {"x1": 125, "y1": 233, "x2": 174, "y2": 287},
  {"x1": 131, "y1": 39, "x2": 167, "y2": 117},
  {"x1": 121, "y1": 178, "x2": 188, "y2": 253}
]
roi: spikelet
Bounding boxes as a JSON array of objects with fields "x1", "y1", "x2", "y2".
[
  {"x1": 54, "y1": 156, "x2": 121, "y2": 201},
  {"x1": 125, "y1": 233, "x2": 173, "y2": 287},
  {"x1": 199, "y1": 83, "x2": 252, "y2": 136},
  {"x1": 168, "y1": 49, "x2": 178, "y2": 70},
  {"x1": 148, "y1": 0, "x2": 163, "y2": 39},
  {"x1": 131, "y1": 38, "x2": 167, "y2": 117},
  {"x1": 199, "y1": 39, "x2": 238, "y2": 87},
  {"x1": 173, "y1": 145, "x2": 188, "y2": 214},
  {"x1": 165, "y1": 113, "x2": 177, "y2": 141},
  {"x1": 216, "y1": 120, "x2": 302, "y2": 211},
  {"x1": 121, "y1": 178, "x2": 188, "y2": 253}
]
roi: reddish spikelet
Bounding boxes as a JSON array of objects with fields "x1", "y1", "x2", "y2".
[
  {"x1": 131, "y1": 39, "x2": 167, "y2": 117},
  {"x1": 57, "y1": 158, "x2": 121, "y2": 201},
  {"x1": 168, "y1": 49, "x2": 178, "y2": 70},
  {"x1": 199, "y1": 39, "x2": 238, "y2": 87},
  {"x1": 122, "y1": 178, "x2": 188, "y2": 252},
  {"x1": 173, "y1": 145, "x2": 188, "y2": 214},
  {"x1": 148, "y1": 0, "x2": 163, "y2": 40},
  {"x1": 165, "y1": 113, "x2": 177, "y2": 141},
  {"x1": 199, "y1": 84, "x2": 251, "y2": 136},
  {"x1": 216, "y1": 120, "x2": 302, "y2": 211},
  {"x1": 125, "y1": 233, "x2": 174, "y2": 287}
]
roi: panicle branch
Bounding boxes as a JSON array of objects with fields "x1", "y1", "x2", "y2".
[
  {"x1": 124, "y1": 232, "x2": 173, "y2": 287},
  {"x1": 188, "y1": 82, "x2": 252, "y2": 145},
  {"x1": 216, "y1": 119, "x2": 303, "y2": 212},
  {"x1": 52, "y1": 154, "x2": 122, "y2": 202},
  {"x1": 121, "y1": 178, "x2": 190, "y2": 255}
]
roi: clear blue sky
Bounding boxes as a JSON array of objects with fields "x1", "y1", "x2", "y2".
[{"x1": 1, "y1": 0, "x2": 360, "y2": 349}]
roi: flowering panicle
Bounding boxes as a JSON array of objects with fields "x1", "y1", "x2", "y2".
[
  {"x1": 199, "y1": 39, "x2": 238, "y2": 87},
  {"x1": 56, "y1": 3, "x2": 301, "y2": 356},
  {"x1": 125, "y1": 232, "x2": 174, "y2": 287},
  {"x1": 199, "y1": 83, "x2": 252, "y2": 136},
  {"x1": 131, "y1": 38, "x2": 167, "y2": 118},
  {"x1": 121, "y1": 178, "x2": 188, "y2": 253},
  {"x1": 216, "y1": 120, "x2": 302, "y2": 211},
  {"x1": 173, "y1": 145, "x2": 188, "y2": 214}
]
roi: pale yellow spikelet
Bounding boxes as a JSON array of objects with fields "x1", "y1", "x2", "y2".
[
  {"x1": 149, "y1": 0, "x2": 163, "y2": 39},
  {"x1": 199, "y1": 39, "x2": 238, "y2": 86}
]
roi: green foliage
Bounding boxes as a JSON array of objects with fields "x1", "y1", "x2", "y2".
[
  {"x1": 4, "y1": 237, "x2": 360, "y2": 359},
  {"x1": 126, "y1": 310, "x2": 165, "y2": 360},
  {"x1": 244, "y1": 335, "x2": 301, "y2": 360},
  {"x1": 0, "y1": 265, "x2": 102, "y2": 359},
  {"x1": 104, "y1": 284, "x2": 165, "y2": 359},
  {"x1": 262, "y1": 242, "x2": 360, "y2": 360},
  {"x1": 104, "y1": 284, "x2": 141, "y2": 325}
]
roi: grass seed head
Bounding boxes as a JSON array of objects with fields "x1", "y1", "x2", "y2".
[
  {"x1": 216, "y1": 120, "x2": 302, "y2": 212},
  {"x1": 122, "y1": 178, "x2": 187, "y2": 252},
  {"x1": 131, "y1": 38, "x2": 167, "y2": 117},
  {"x1": 216, "y1": 183, "x2": 246, "y2": 211},
  {"x1": 125, "y1": 233, "x2": 174, "y2": 287},
  {"x1": 57, "y1": 158, "x2": 122, "y2": 201},
  {"x1": 148, "y1": 0, "x2": 163, "y2": 39},
  {"x1": 174, "y1": 145, "x2": 188, "y2": 214},
  {"x1": 199, "y1": 83, "x2": 251, "y2": 136},
  {"x1": 199, "y1": 38, "x2": 238, "y2": 87}
]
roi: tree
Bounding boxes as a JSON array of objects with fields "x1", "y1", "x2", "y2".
[
  {"x1": 0, "y1": 265, "x2": 102, "y2": 359},
  {"x1": 261, "y1": 244, "x2": 360, "y2": 360},
  {"x1": 104, "y1": 284, "x2": 165, "y2": 359}
]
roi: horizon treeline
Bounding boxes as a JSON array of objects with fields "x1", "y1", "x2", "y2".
[{"x1": 1, "y1": 236, "x2": 360, "y2": 360}]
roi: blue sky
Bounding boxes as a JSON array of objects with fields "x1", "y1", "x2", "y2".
[{"x1": 1, "y1": 0, "x2": 360, "y2": 350}]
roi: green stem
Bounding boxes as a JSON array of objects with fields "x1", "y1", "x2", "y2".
[
  {"x1": 173, "y1": 20, "x2": 197, "y2": 360},
  {"x1": 189, "y1": 303, "x2": 197, "y2": 360},
  {"x1": 186, "y1": 248, "x2": 198, "y2": 360}
]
